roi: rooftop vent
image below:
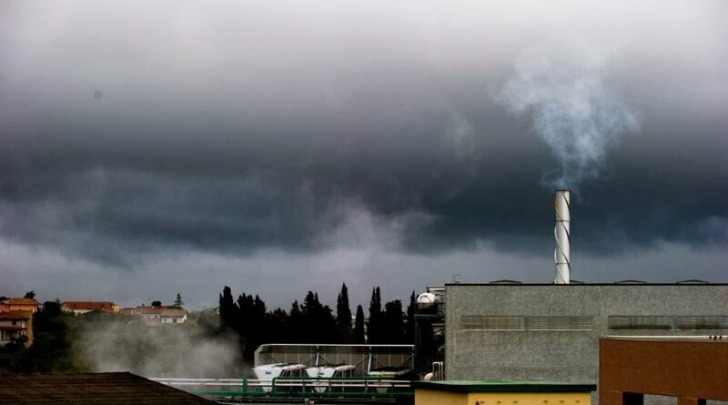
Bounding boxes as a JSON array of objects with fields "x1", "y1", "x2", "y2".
[
  {"x1": 489, "y1": 279, "x2": 522, "y2": 284},
  {"x1": 676, "y1": 279, "x2": 710, "y2": 284}
]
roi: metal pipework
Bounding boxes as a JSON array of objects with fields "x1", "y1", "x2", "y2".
[{"x1": 554, "y1": 190, "x2": 571, "y2": 284}]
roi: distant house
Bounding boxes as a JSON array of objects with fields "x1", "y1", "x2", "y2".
[
  {"x1": 0, "y1": 298, "x2": 40, "y2": 314},
  {"x1": 62, "y1": 301, "x2": 120, "y2": 316},
  {"x1": 136, "y1": 305, "x2": 163, "y2": 323},
  {"x1": 120, "y1": 307, "x2": 137, "y2": 316},
  {"x1": 160, "y1": 307, "x2": 188, "y2": 324},
  {"x1": 0, "y1": 297, "x2": 39, "y2": 348},
  {"x1": 0, "y1": 311, "x2": 33, "y2": 347},
  {"x1": 134, "y1": 305, "x2": 188, "y2": 326},
  {"x1": 0, "y1": 372, "x2": 215, "y2": 405}
]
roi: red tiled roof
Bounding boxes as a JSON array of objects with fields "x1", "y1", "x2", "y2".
[
  {"x1": 0, "y1": 298, "x2": 39, "y2": 306},
  {"x1": 63, "y1": 301, "x2": 116, "y2": 311},
  {"x1": 0, "y1": 372, "x2": 215, "y2": 405},
  {"x1": 137, "y1": 306, "x2": 164, "y2": 315},
  {"x1": 161, "y1": 308, "x2": 187, "y2": 317}
]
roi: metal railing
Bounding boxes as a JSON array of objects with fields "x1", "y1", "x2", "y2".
[{"x1": 153, "y1": 376, "x2": 413, "y2": 397}]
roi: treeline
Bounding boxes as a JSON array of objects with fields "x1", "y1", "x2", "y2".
[{"x1": 218, "y1": 284, "x2": 418, "y2": 359}]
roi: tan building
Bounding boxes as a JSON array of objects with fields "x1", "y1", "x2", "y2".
[
  {"x1": 415, "y1": 381, "x2": 595, "y2": 405},
  {"x1": 0, "y1": 311, "x2": 33, "y2": 347},
  {"x1": 160, "y1": 307, "x2": 188, "y2": 324},
  {"x1": 0, "y1": 297, "x2": 40, "y2": 314},
  {"x1": 135, "y1": 305, "x2": 188, "y2": 325},
  {"x1": 0, "y1": 297, "x2": 39, "y2": 347}
]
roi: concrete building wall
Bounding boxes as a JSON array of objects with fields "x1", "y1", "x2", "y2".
[{"x1": 445, "y1": 284, "x2": 728, "y2": 384}]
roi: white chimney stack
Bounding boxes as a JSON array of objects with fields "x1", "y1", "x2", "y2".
[{"x1": 554, "y1": 190, "x2": 571, "y2": 284}]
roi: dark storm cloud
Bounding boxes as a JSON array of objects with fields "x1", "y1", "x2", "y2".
[{"x1": 0, "y1": 0, "x2": 726, "y2": 278}]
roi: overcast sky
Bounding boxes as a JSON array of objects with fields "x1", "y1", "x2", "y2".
[{"x1": 1, "y1": 0, "x2": 726, "y2": 310}]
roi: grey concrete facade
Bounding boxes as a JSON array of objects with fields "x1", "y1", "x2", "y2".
[{"x1": 445, "y1": 284, "x2": 728, "y2": 384}]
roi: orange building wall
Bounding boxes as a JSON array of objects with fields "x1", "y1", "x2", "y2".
[{"x1": 600, "y1": 338, "x2": 728, "y2": 405}]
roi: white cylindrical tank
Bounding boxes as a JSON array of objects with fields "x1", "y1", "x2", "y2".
[
  {"x1": 416, "y1": 292, "x2": 438, "y2": 308},
  {"x1": 554, "y1": 190, "x2": 571, "y2": 284}
]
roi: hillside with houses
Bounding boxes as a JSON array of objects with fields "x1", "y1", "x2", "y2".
[
  {"x1": 0, "y1": 292, "x2": 222, "y2": 376},
  {"x1": 0, "y1": 284, "x2": 426, "y2": 378}
]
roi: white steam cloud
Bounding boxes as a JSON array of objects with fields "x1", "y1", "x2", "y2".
[
  {"x1": 495, "y1": 49, "x2": 640, "y2": 192},
  {"x1": 75, "y1": 316, "x2": 244, "y2": 378}
]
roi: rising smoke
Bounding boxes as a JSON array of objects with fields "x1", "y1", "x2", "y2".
[
  {"x1": 75, "y1": 315, "x2": 244, "y2": 378},
  {"x1": 494, "y1": 49, "x2": 640, "y2": 193}
]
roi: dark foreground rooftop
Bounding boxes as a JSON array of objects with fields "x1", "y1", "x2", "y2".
[{"x1": 0, "y1": 372, "x2": 215, "y2": 405}]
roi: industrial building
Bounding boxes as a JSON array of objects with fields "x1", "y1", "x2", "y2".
[
  {"x1": 440, "y1": 191, "x2": 728, "y2": 385},
  {"x1": 444, "y1": 283, "x2": 728, "y2": 384}
]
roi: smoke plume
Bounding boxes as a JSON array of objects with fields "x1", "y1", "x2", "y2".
[
  {"x1": 494, "y1": 49, "x2": 640, "y2": 193},
  {"x1": 74, "y1": 315, "x2": 244, "y2": 378}
]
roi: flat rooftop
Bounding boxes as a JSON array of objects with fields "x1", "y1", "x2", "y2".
[
  {"x1": 603, "y1": 335, "x2": 728, "y2": 342},
  {"x1": 414, "y1": 381, "x2": 596, "y2": 393}
]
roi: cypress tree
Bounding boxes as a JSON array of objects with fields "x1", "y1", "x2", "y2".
[
  {"x1": 218, "y1": 286, "x2": 238, "y2": 332},
  {"x1": 336, "y1": 283, "x2": 353, "y2": 343},
  {"x1": 353, "y1": 305, "x2": 366, "y2": 344},
  {"x1": 367, "y1": 287, "x2": 382, "y2": 344}
]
